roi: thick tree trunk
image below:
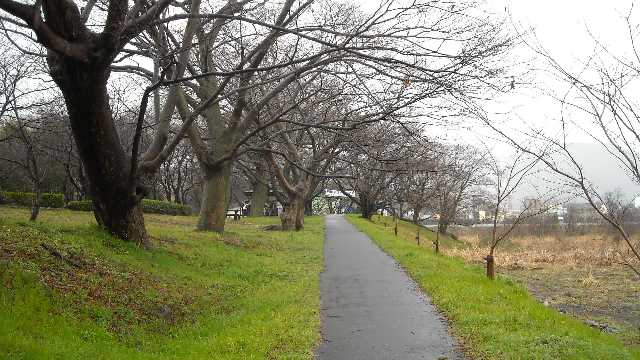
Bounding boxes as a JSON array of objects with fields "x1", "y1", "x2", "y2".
[
  {"x1": 250, "y1": 180, "x2": 268, "y2": 217},
  {"x1": 360, "y1": 195, "x2": 376, "y2": 219},
  {"x1": 304, "y1": 198, "x2": 313, "y2": 216},
  {"x1": 94, "y1": 203, "x2": 148, "y2": 243},
  {"x1": 250, "y1": 160, "x2": 269, "y2": 216},
  {"x1": 281, "y1": 195, "x2": 304, "y2": 231},
  {"x1": 50, "y1": 57, "x2": 148, "y2": 245},
  {"x1": 361, "y1": 207, "x2": 374, "y2": 219},
  {"x1": 197, "y1": 161, "x2": 232, "y2": 232}
]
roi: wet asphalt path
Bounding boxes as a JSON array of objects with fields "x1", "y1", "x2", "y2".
[{"x1": 316, "y1": 215, "x2": 462, "y2": 360}]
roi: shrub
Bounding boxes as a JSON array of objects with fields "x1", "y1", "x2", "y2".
[
  {"x1": 66, "y1": 200, "x2": 93, "y2": 212},
  {"x1": 42, "y1": 193, "x2": 65, "y2": 208},
  {"x1": 66, "y1": 199, "x2": 190, "y2": 216},
  {"x1": 142, "y1": 199, "x2": 190, "y2": 216},
  {"x1": 0, "y1": 192, "x2": 65, "y2": 208},
  {"x1": 0, "y1": 192, "x2": 32, "y2": 207}
]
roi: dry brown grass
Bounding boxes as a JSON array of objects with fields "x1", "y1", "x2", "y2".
[{"x1": 446, "y1": 230, "x2": 637, "y2": 270}]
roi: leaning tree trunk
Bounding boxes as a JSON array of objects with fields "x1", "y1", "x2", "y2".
[
  {"x1": 197, "y1": 161, "x2": 232, "y2": 232},
  {"x1": 281, "y1": 194, "x2": 305, "y2": 231},
  {"x1": 51, "y1": 57, "x2": 148, "y2": 245}
]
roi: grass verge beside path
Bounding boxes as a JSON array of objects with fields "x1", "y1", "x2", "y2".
[
  {"x1": 0, "y1": 207, "x2": 323, "y2": 359},
  {"x1": 347, "y1": 215, "x2": 640, "y2": 360}
]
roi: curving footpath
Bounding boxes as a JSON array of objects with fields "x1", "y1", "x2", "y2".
[{"x1": 316, "y1": 215, "x2": 463, "y2": 360}]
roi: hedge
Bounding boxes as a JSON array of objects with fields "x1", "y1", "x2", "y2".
[
  {"x1": 142, "y1": 199, "x2": 191, "y2": 216},
  {"x1": 0, "y1": 192, "x2": 65, "y2": 208},
  {"x1": 66, "y1": 200, "x2": 93, "y2": 212},
  {"x1": 66, "y1": 199, "x2": 190, "y2": 216}
]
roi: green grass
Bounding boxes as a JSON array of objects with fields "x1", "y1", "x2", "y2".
[
  {"x1": 347, "y1": 215, "x2": 640, "y2": 360},
  {"x1": 0, "y1": 207, "x2": 324, "y2": 359}
]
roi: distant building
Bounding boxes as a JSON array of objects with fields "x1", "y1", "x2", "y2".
[{"x1": 565, "y1": 203, "x2": 601, "y2": 224}]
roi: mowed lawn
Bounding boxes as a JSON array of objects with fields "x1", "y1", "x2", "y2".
[
  {"x1": 347, "y1": 215, "x2": 640, "y2": 360},
  {"x1": 0, "y1": 207, "x2": 324, "y2": 359}
]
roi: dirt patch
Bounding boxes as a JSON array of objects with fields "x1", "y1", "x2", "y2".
[
  {"x1": 504, "y1": 265, "x2": 640, "y2": 346},
  {"x1": 508, "y1": 265, "x2": 640, "y2": 323}
]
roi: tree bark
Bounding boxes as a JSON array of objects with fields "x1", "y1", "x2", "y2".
[
  {"x1": 360, "y1": 195, "x2": 376, "y2": 219},
  {"x1": 438, "y1": 218, "x2": 450, "y2": 234},
  {"x1": 249, "y1": 159, "x2": 268, "y2": 216},
  {"x1": 197, "y1": 161, "x2": 232, "y2": 232},
  {"x1": 394, "y1": 214, "x2": 398, "y2": 236},
  {"x1": 485, "y1": 254, "x2": 495, "y2": 279},
  {"x1": 304, "y1": 198, "x2": 313, "y2": 216},
  {"x1": 30, "y1": 186, "x2": 42, "y2": 221},
  {"x1": 281, "y1": 194, "x2": 304, "y2": 231},
  {"x1": 50, "y1": 58, "x2": 149, "y2": 245},
  {"x1": 250, "y1": 180, "x2": 268, "y2": 217}
]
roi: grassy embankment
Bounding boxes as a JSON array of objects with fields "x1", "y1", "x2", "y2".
[
  {"x1": 347, "y1": 215, "x2": 640, "y2": 360},
  {"x1": 0, "y1": 207, "x2": 323, "y2": 359}
]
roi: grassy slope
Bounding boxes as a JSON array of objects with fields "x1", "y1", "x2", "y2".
[
  {"x1": 0, "y1": 207, "x2": 323, "y2": 359},
  {"x1": 347, "y1": 215, "x2": 640, "y2": 360},
  {"x1": 370, "y1": 215, "x2": 467, "y2": 249}
]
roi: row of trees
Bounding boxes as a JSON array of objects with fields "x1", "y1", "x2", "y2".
[{"x1": 0, "y1": 0, "x2": 511, "y2": 245}]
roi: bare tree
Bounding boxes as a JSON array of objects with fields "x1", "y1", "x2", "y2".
[
  {"x1": 483, "y1": 150, "x2": 541, "y2": 279},
  {"x1": 0, "y1": 115, "x2": 48, "y2": 220},
  {"x1": 481, "y1": 8, "x2": 640, "y2": 275},
  {"x1": 0, "y1": 0, "x2": 181, "y2": 244},
  {"x1": 0, "y1": 0, "x2": 512, "y2": 241},
  {"x1": 432, "y1": 145, "x2": 486, "y2": 234},
  {"x1": 0, "y1": 40, "x2": 53, "y2": 220}
]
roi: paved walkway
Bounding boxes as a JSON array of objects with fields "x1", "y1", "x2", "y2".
[{"x1": 316, "y1": 215, "x2": 462, "y2": 360}]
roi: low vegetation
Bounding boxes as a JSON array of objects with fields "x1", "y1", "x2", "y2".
[
  {"x1": 0, "y1": 207, "x2": 323, "y2": 359},
  {"x1": 0, "y1": 191, "x2": 65, "y2": 208},
  {"x1": 450, "y1": 224, "x2": 640, "y2": 347},
  {"x1": 349, "y1": 215, "x2": 640, "y2": 359},
  {"x1": 67, "y1": 199, "x2": 191, "y2": 216}
]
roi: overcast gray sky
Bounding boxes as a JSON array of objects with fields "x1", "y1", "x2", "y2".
[
  {"x1": 352, "y1": 0, "x2": 640, "y2": 201},
  {"x1": 487, "y1": 0, "x2": 640, "y2": 199}
]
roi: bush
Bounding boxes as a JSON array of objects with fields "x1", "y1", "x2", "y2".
[
  {"x1": 42, "y1": 193, "x2": 65, "y2": 208},
  {"x1": 142, "y1": 199, "x2": 190, "y2": 216},
  {"x1": 66, "y1": 200, "x2": 93, "y2": 212},
  {"x1": 66, "y1": 199, "x2": 190, "y2": 216},
  {"x1": 0, "y1": 192, "x2": 65, "y2": 208}
]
